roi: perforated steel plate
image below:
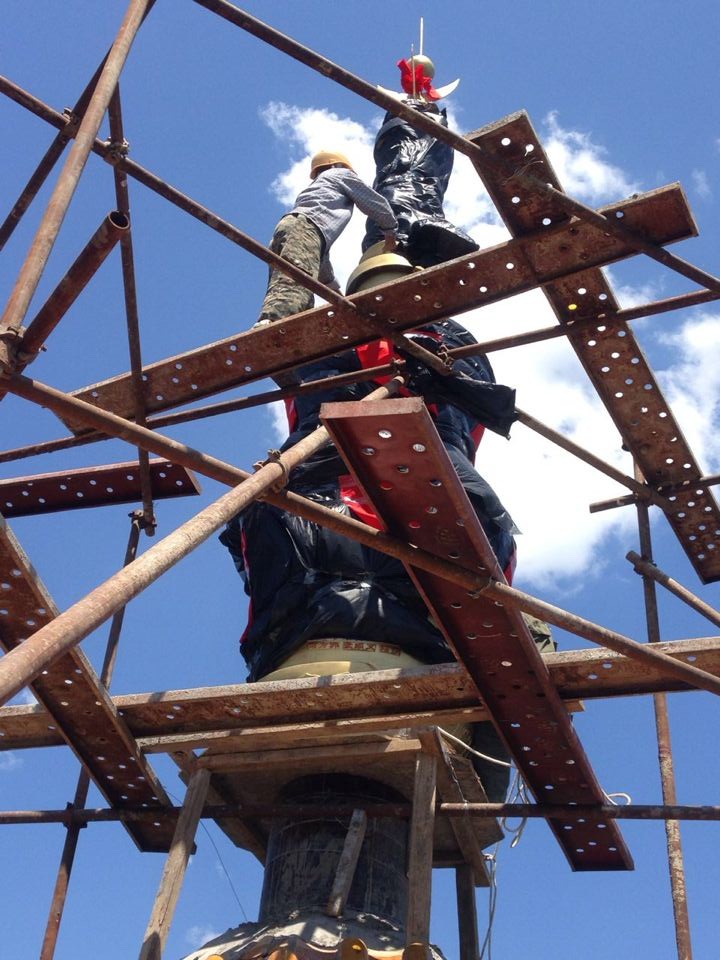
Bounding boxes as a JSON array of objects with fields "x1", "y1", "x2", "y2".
[
  {"x1": 0, "y1": 515, "x2": 174, "y2": 850},
  {"x1": 467, "y1": 111, "x2": 720, "y2": 583},
  {"x1": 322, "y1": 397, "x2": 633, "y2": 871},
  {"x1": 0, "y1": 459, "x2": 200, "y2": 517},
  {"x1": 61, "y1": 186, "x2": 694, "y2": 430}
]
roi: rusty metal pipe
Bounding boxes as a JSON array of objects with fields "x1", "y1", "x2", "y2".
[
  {"x1": 0, "y1": 33, "x2": 116, "y2": 252},
  {"x1": 108, "y1": 88, "x2": 156, "y2": 534},
  {"x1": 0, "y1": 136, "x2": 70, "y2": 252},
  {"x1": 0, "y1": 0, "x2": 152, "y2": 342},
  {"x1": 19, "y1": 211, "x2": 129, "y2": 360},
  {"x1": 0, "y1": 377, "x2": 402, "y2": 705},
  {"x1": 627, "y1": 551, "x2": 720, "y2": 629},
  {"x1": 6, "y1": 371, "x2": 720, "y2": 700},
  {"x1": 40, "y1": 516, "x2": 142, "y2": 960},
  {"x1": 634, "y1": 468, "x2": 694, "y2": 960},
  {"x1": 193, "y1": 0, "x2": 720, "y2": 296},
  {"x1": 591, "y1": 472, "x2": 720, "y2": 514},
  {"x1": 3, "y1": 802, "x2": 720, "y2": 826},
  {"x1": 515, "y1": 407, "x2": 671, "y2": 510}
]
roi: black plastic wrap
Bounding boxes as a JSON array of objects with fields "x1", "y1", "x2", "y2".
[
  {"x1": 362, "y1": 105, "x2": 478, "y2": 266},
  {"x1": 220, "y1": 490, "x2": 455, "y2": 681}
]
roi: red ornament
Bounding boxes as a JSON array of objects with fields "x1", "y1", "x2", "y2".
[{"x1": 396, "y1": 58, "x2": 441, "y2": 101}]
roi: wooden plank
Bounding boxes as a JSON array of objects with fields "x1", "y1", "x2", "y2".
[
  {"x1": 322, "y1": 397, "x2": 633, "y2": 871},
  {"x1": 455, "y1": 863, "x2": 481, "y2": 960},
  {"x1": 139, "y1": 768, "x2": 211, "y2": 960},
  {"x1": 326, "y1": 809, "x2": 368, "y2": 917},
  {"x1": 0, "y1": 514, "x2": 174, "y2": 850},
  {"x1": 0, "y1": 459, "x2": 200, "y2": 518},
  {"x1": 170, "y1": 751, "x2": 268, "y2": 862},
  {"x1": 419, "y1": 729, "x2": 494, "y2": 885},
  {"x1": 136, "y1": 708, "x2": 490, "y2": 754},
  {"x1": 406, "y1": 751, "x2": 437, "y2": 945},
  {"x1": 2, "y1": 636, "x2": 717, "y2": 751},
  {"x1": 60, "y1": 185, "x2": 695, "y2": 430},
  {"x1": 195, "y1": 738, "x2": 422, "y2": 773},
  {"x1": 467, "y1": 111, "x2": 720, "y2": 584}
]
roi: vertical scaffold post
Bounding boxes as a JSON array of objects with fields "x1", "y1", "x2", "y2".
[
  {"x1": 634, "y1": 463, "x2": 694, "y2": 960},
  {"x1": 406, "y1": 750, "x2": 437, "y2": 945},
  {"x1": 139, "y1": 767, "x2": 211, "y2": 960}
]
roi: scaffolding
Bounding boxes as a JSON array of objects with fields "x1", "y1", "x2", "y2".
[{"x1": 1, "y1": 2, "x2": 719, "y2": 959}]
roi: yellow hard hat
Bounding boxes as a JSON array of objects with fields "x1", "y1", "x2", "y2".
[{"x1": 310, "y1": 150, "x2": 354, "y2": 179}]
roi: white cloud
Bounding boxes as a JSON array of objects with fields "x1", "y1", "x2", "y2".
[
  {"x1": 543, "y1": 111, "x2": 639, "y2": 203},
  {"x1": 691, "y1": 169, "x2": 711, "y2": 200},
  {"x1": 258, "y1": 103, "x2": 719, "y2": 591},
  {"x1": 185, "y1": 924, "x2": 220, "y2": 947},
  {"x1": 0, "y1": 752, "x2": 22, "y2": 772},
  {"x1": 656, "y1": 312, "x2": 720, "y2": 472}
]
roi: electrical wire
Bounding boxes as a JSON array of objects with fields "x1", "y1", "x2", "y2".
[
  {"x1": 167, "y1": 787, "x2": 249, "y2": 922},
  {"x1": 437, "y1": 727, "x2": 512, "y2": 768}
]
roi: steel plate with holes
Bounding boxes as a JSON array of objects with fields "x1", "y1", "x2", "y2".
[
  {"x1": 60, "y1": 185, "x2": 694, "y2": 432},
  {"x1": 321, "y1": 397, "x2": 633, "y2": 871},
  {"x1": 3, "y1": 636, "x2": 718, "y2": 751},
  {"x1": 0, "y1": 515, "x2": 174, "y2": 851},
  {"x1": 0, "y1": 459, "x2": 200, "y2": 518},
  {"x1": 467, "y1": 111, "x2": 720, "y2": 583}
]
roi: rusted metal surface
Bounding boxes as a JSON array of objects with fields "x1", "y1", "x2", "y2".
[
  {"x1": 0, "y1": 0, "x2": 152, "y2": 343},
  {"x1": 19, "y1": 212, "x2": 129, "y2": 360},
  {"x1": 322, "y1": 397, "x2": 633, "y2": 870},
  {"x1": 0, "y1": 513, "x2": 173, "y2": 850},
  {"x1": 5, "y1": 800, "x2": 720, "y2": 827},
  {"x1": 40, "y1": 516, "x2": 141, "y2": 960},
  {"x1": 635, "y1": 485, "x2": 694, "y2": 959},
  {"x1": 0, "y1": 379, "x2": 401, "y2": 704},
  {"x1": 0, "y1": 459, "x2": 200, "y2": 518},
  {"x1": 4, "y1": 638, "x2": 718, "y2": 752},
  {"x1": 59, "y1": 185, "x2": 695, "y2": 427},
  {"x1": 195, "y1": 0, "x2": 720, "y2": 298},
  {"x1": 467, "y1": 111, "x2": 720, "y2": 584},
  {"x1": 108, "y1": 87, "x2": 156, "y2": 534},
  {"x1": 11, "y1": 371, "x2": 720, "y2": 702},
  {"x1": 627, "y1": 550, "x2": 720, "y2": 628}
]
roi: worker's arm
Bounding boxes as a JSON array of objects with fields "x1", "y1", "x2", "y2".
[{"x1": 340, "y1": 171, "x2": 398, "y2": 238}]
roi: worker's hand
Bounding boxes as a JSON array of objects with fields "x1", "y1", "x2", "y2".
[{"x1": 382, "y1": 231, "x2": 397, "y2": 253}]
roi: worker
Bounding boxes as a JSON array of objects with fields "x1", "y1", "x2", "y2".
[{"x1": 255, "y1": 150, "x2": 398, "y2": 325}]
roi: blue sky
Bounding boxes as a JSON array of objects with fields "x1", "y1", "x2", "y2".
[{"x1": 1, "y1": 1, "x2": 720, "y2": 958}]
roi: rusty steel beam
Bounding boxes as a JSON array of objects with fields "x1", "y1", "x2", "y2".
[
  {"x1": 0, "y1": 512, "x2": 173, "y2": 850},
  {"x1": 515, "y1": 408, "x2": 671, "y2": 512},
  {"x1": 60, "y1": 185, "x2": 695, "y2": 424},
  {"x1": 467, "y1": 111, "x2": 720, "y2": 584},
  {"x1": 17, "y1": 211, "x2": 129, "y2": 360},
  {"x1": 0, "y1": 459, "x2": 200, "y2": 518},
  {"x1": 2, "y1": 637, "x2": 719, "y2": 752},
  {"x1": 0, "y1": 0, "x2": 152, "y2": 354},
  {"x1": 6, "y1": 372, "x2": 720, "y2": 702},
  {"x1": 591, "y1": 472, "x2": 720, "y2": 514},
  {"x1": 192, "y1": 0, "x2": 720, "y2": 297},
  {"x1": 0, "y1": 378, "x2": 402, "y2": 705},
  {"x1": 322, "y1": 395, "x2": 634, "y2": 870}
]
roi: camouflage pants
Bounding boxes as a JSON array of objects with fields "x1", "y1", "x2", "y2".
[{"x1": 258, "y1": 213, "x2": 323, "y2": 323}]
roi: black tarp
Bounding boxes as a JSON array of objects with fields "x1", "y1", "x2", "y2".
[{"x1": 362, "y1": 104, "x2": 478, "y2": 267}]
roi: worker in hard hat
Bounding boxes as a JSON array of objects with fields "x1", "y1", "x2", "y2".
[{"x1": 255, "y1": 150, "x2": 398, "y2": 325}]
